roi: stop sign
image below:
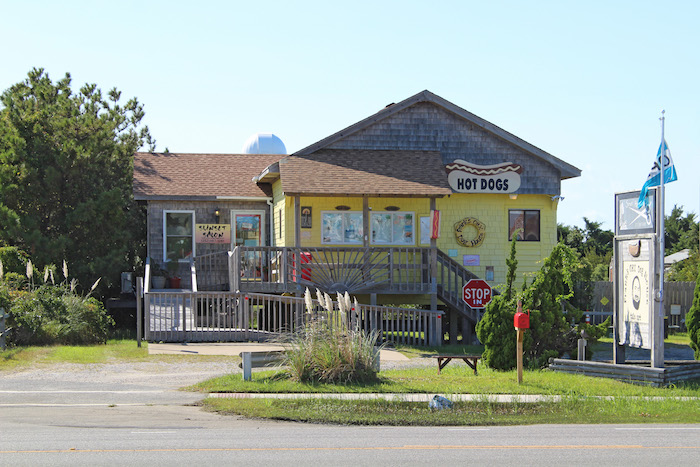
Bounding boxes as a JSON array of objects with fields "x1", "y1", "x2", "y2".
[{"x1": 462, "y1": 279, "x2": 492, "y2": 308}]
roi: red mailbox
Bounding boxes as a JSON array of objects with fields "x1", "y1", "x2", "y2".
[{"x1": 514, "y1": 310, "x2": 530, "y2": 329}]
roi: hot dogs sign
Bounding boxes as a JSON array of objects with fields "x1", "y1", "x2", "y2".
[{"x1": 446, "y1": 160, "x2": 522, "y2": 194}]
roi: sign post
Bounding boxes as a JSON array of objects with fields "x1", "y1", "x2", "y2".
[
  {"x1": 462, "y1": 279, "x2": 492, "y2": 309},
  {"x1": 514, "y1": 300, "x2": 530, "y2": 384}
]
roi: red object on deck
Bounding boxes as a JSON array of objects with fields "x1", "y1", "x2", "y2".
[{"x1": 292, "y1": 252, "x2": 312, "y2": 281}]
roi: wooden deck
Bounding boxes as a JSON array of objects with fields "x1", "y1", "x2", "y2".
[
  {"x1": 142, "y1": 290, "x2": 443, "y2": 346},
  {"x1": 193, "y1": 246, "x2": 481, "y2": 323}
]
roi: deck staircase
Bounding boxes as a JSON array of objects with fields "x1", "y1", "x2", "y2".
[{"x1": 435, "y1": 249, "x2": 481, "y2": 324}]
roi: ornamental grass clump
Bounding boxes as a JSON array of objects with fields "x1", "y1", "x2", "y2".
[{"x1": 284, "y1": 288, "x2": 381, "y2": 384}]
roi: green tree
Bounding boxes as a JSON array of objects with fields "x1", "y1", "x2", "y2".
[
  {"x1": 521, "y1": 243, "x2": 577, "y2": 367},
  {"x1": 558, "y1": 218, "x2": 613, "y2": 307},
  {"x1": 476, "y1": 236, "x2": 522, "y2": 370},
  {"x1": 664, "y1": 205, "x2": 698, "y2": 255},
  {"x1": 686, "y1": 262, "x2": 700, "y2": 360},
  {"x1": 0, "y1": 68, "x2": 153, "y2": 295},
  {"x1": 667, "y1": 250, "x2": 699, "y2": 282}
]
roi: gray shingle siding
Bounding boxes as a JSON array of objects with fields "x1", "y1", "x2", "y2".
[{"x1": 326, "y1": 102, "x2": 561, "y2": 195}]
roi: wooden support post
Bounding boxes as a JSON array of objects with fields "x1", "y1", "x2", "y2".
[
  {"x1": 516, "y1": 328, "x2": 524, "y2": 384},
  {"x1": 242, "y1": 352, "x2": 252, "y2": 382},
  {"x1": 0, "y1": 307, "x2": 6, "y2": 351},
  {"x1": 429, "y1": 198, "x2": 438, "y2": 333},
  {"x1": 578, "y1": 338, "x2": 587, "y2": 361},
  {"x1": 136, "y1": 278, "x2": 143, "y2": 347},
  {"x1": 294, "y1": 196, "x2": 301, "y2": 248},
  {"x1": 363, "y1": 197, "x2": 369, "y2": 247},
  {"x1": 462, "y1": 316, "x2": 473, "y2": 345},
  {"x1": 449, "y1": 308, "x2": 459, "y2": 345}
]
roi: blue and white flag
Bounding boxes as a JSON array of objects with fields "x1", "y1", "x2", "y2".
[{"x1": 637, "y1": 139, "x2": 677, "y2": 208}]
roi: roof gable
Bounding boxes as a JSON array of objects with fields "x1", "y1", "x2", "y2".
[{"x1": 294, "y1": 90, "x2": 580, "y2": 180}]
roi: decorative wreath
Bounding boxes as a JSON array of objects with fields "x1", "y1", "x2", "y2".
[{"x1": 454, "y1": 217, "x2": 486, "y2": 247}]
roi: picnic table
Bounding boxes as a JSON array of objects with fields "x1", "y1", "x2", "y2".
[{"x1": 432, "y1": 355, "x2": 481, "y2": 375}]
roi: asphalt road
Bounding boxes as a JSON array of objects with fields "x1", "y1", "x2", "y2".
[{"x1": 1, "y1": 361, "x2": 699, "y2": 466}]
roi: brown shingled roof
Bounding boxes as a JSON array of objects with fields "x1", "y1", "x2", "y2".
[
  {"x1": 133, "y1": 152, "x2": 283, "y2": 200},
  {"x1": 278, "y1": 149, "x2": 452, "y2": 197}
]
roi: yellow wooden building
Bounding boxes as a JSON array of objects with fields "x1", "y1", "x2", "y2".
[{"x1": 135, "y1": 90, "x2": 580, "y2": 343}]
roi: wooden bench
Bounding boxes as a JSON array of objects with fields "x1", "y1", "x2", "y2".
[
  {"x1": 239, "y1": 350, "x2": 286, "y2": 381},
  {"x1": 432, "y1": 355, "x2": 481, "y2": 375}
]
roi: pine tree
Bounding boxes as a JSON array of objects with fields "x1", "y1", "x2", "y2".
[
  {"x1": 0, "y1": 68, "x2": 154, "y2": 295},
  {"x1": 686, "y1": 263, "x2": 700, "y2": 360},
  {"x1": 476, "y1": 236, "x2": 522, "y2": 370}
]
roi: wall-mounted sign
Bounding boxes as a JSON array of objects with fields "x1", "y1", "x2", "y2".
[
  {"x1": 622, "y1": 259, "x2": 652, "y2": 348},
  {"x1": 301, "y1": 206, "x2": 312, "y2": 229},
  {"x1": 446, "y1": 160, "x2": 522, "y2": 193},
  {"x1": 196, "y1": 224, "x2": 230, "y2": 244},
  {"x1": 463, "y1": 255, "x2": 480, "y2": 266},
  {"x1": 454, "y1": 217, "x2": 486, "y2": 247},
  {"x1": 615, "y1": 189, "x2": 656, "y2": 235}
]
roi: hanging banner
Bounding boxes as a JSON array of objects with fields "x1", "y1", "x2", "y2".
[
  {"x1": 196, "y1": 224, "x2": 230, "y2": 244},
  {"x1": 430, "y1": 210, "x2": 441, "y2": 239},
  {"x1": 446, "y1": 160, "x2": 522, "y2": 193}
]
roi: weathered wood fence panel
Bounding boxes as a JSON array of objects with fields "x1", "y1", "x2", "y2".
[{"x1": 586, "y1": 281, "x2": 694, "y2": 330}]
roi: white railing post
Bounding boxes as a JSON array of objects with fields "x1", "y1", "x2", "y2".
[
  {"x1": 190, "y1": 259, "x2": 197, "y2": 292},
  {"x1": 228, "y1": 250, "x2": 239, "y2": 292}
]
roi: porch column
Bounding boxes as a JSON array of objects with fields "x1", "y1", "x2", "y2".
[
  {"x1": 294, "y1": 195, "x2": 301, "y2": 248},
  {"x1": 363, "y1": 197, "x2": 369, "y2": 247},
  {"x1": 429, "y1": 198, "x2": 438, "y2": 312}
]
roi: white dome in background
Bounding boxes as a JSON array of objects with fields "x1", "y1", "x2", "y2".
[{"x1": 241, "y1": 133, "x2": 287, "y2": 154}]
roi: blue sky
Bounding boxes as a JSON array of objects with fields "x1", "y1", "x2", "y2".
[{"x1": 2, "y1": 0, "x2": 698, "y2": 230}]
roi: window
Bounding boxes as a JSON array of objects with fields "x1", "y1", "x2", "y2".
[
  {"x1": 164, "y1": 210, "x2": 195, "y2": 261},
  {"x1": 322, "y1": 211, "x2": 363, "y2": 244},
  {"x1": 370, "y1": 212, "x2": 415, "y2": 245},
  {"x1": 509, "y1": 210, "x2": 540, "y2": 241}
]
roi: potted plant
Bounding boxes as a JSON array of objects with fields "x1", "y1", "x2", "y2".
[
  {"x1": 165, "y1": 260, "x2": 181, "y2": 289},
  {"x1": 151, "y1": 264, "x2": 167, "y2": 289}
]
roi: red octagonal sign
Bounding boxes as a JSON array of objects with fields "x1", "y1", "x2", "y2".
[{"x1": 463, "y1": 279, "x2": 492, "y2": 309}]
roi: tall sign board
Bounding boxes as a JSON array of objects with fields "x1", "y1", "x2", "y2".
[{"x1": 613, "y1": 189, "x2": 664, "y2": 367}]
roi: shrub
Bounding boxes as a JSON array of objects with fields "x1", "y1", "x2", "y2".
[
  {"x1": 1, "y1": 255, "x2": 114, "y2": 347},
  {"x1": 476, "y1": 235, "x2": 522, "y2": 370},
  {"x1": 521, "y1": 243, "x2": 577, "y2": 368},
  {"x1": 6, "y1": 288, "x2": 113, "y2": 346},
  {"x1": 687, "y1": 263, "x2": 700, "y2": 360},
  {"x1": 477, "y1": 240, "x2": 581, "y2": 370},
  {"x1": 0, "y1": 247, "x2": 29, "y2": 276}
]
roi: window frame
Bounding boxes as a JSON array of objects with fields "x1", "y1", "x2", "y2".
[
  {"x1": 370, "y1": 211, "x2": 416, "y2": 246},
  {"x1": 321, "y1": 211, "x2": 364, "y2": 245},
  {"x1": 163, "y1": 210, "x2": 196, "y2": 262},
  {"x1": 508, "y1": 209, "x2": 540, "y2": 242}
]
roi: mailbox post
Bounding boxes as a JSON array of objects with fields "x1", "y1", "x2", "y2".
[{"x1": 514, "y1": 300, "x2": 530, "y2": 384}]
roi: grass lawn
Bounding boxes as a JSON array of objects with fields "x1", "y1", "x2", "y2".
[
  {"x1": 200, "y1": 396, "x2": 700, "y2": 426},
  {"x1": 0, "y1": 339, "x2": 232, "y2": 370},
  {"x1": 3, "y1": 337, "x2": 699, "y2": 426}
]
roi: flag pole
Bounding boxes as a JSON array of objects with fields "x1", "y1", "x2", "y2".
[{"x1": 654, "y1": 111, "x2": 666, "y2": 368}]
